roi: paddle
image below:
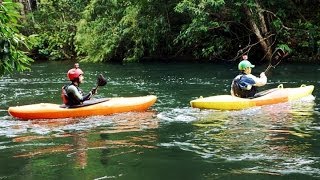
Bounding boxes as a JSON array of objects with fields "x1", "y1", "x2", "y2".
[
  {"x1": 264, "y1": 48, "x2": 289, "y2": 73},
  {"x1": 92, "y1": 74, "x2": 107, "y2": 93}
]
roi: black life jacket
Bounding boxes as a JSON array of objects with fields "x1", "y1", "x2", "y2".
[
  {"x1": 61, "y1": 83, "x2": 85, "y2": 106},
  {"x1": 232, "y1": 75, "x2": 257, "y2": 98}
]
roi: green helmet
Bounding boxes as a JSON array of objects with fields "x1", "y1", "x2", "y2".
[{"x1": 238, "y1": 60, "x2": 255, "y2": 70}]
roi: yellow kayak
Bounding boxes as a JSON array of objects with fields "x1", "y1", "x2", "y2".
[
  {"x1": 190, "y1": 85, "x2": 314, "y2": 110},
  {"x1": 8, "y1": 95, "x2": 157, "y2": 120}
]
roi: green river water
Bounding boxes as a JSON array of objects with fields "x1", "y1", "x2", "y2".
[{"x1": 0, "y1": 61, "x2": 319, "y2": 180}]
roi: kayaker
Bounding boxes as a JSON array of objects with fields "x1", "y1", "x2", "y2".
[
  {"x1": 231, "y1": 55, "x2": 267, "y2": 98},
  {"x1": 61, "y1": 63, "x2": 97, "y2": 106}
]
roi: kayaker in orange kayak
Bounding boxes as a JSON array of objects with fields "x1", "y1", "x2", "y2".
[
  {"x1": 61, "y1": 63, "x2": 97, "y2": 106},
  {"x1": 231, "y1": 55, "x2": 267, "y2": 98}
]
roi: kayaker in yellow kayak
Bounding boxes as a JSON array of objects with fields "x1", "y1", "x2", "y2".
[
  {"x1": 231, "y1": 55, "x2": 267, "y2": 98},
  {"x1": 61, "y1": 63, "x2": 97, "y2": 106}
]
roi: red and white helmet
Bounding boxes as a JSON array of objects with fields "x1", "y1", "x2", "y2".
[{"x1": 67, "y1": 63, "x2": 83, "y2": 81}]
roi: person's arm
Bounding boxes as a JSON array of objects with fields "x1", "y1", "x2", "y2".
[
  {"x1": 82, "y1": 92, "x2": 93, "y2": 101},
  {"x1": 67, "y1": 85, "x2": 93, "y2": 102},
  {"x1": 247, "y1": 73, "x2": 267, "y2": 87}
]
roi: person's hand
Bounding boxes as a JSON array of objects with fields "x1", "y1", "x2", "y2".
[
  {"x1": 91, "y1": 88, "x2": 97, "y2": 95},
  {"x1": 260, "y1": 72, "x2": 266, "y2": 77}
]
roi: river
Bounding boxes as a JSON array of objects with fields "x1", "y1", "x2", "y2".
[{"x1": 0, "y1": 61, "x2": 319, "y2": 179}]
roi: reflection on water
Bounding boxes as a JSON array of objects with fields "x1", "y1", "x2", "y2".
[
  {"x1": 3, "y1": 112, "x2": 158, "y2": 172},
  {"x1": 158, "y1": 96, "x2": 320, "y2": 177}
]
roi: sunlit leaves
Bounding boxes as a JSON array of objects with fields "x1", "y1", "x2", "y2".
[
  {"x1": 277, "y1": 44, "x2": 292, "y2": 54},
  {"x1": 174, "y1": 0, "x2": 228, "y2": 59},
  {"x1": 75, "y1": 0, "x2": 172, "y2": 62},
  {"x1": 0, "y1": 0, "x2": 33, "y2": 75},
  {"x1": 23, "y1": 0, "x2": 88, "y2": 60}
]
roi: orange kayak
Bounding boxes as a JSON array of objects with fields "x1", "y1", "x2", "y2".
[
  {"x1": 190, "y1": 85, "x2": 314, "y2": 110},
  {"x1": 8, "y1": 95, "x2": 157, "y2": 120}
]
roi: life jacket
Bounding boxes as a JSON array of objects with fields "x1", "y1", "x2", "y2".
[
  {"x1": 61, "y1": 84, "x2": 69, "y2": 105},
  {"x1": 232, "y1": 75, "x2": 257, "y2": 98},
  {"x1": 61, "y1": 83, "x2": 85, "y2": 105}
]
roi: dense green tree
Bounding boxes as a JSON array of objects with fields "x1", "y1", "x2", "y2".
[
  {"x1": 238, "y1": 0, "x2": 319, "y2": 61},
  {"x1": 22, "y1": 0, "x2": 88, "y2": 60},
  {"x1": 75, "y1": 0, "x2": 182, "y2": 62},
  {"x1": 21, "y1": 0, "x2": 319, "y2": 63},
  {"x1": 174, "y1": 0, "x2": 228, "y2": 60},
  {"x1": 0, "y1": 0, "x2": 33, "y2": 75},
  {"x1": 271, "y1": 0, "x2": 320, "y2": 60},
  {"x1": 175, "y1": 0, "x2": 319, "y2": 62}
]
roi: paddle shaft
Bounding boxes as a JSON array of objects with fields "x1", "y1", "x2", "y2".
[
  {"x1": 264, "y1": 48, "x2": 288, "y2": 73},
  {"x1": 264, "y1": 64, "x2": 273, "y2": 73}
]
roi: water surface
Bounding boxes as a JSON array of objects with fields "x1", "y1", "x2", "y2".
[{"x1": 0, "y1": 61, "x2": 319, "y2": 179}]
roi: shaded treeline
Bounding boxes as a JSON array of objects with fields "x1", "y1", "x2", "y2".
[{"x1": 6, "y1": 0, "x2": 320, "y2": 66}]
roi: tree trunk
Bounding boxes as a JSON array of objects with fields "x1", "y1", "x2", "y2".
[
  {"x1": 16, "y1": 0, "x2": 35, "y2": 23},
  {"x1": 243, "y1": 3, "x2": 272, "y2": 61},
  {"x1": 18, "y1": 0, "x2": 26, "y2": 19},
  {"x1": 255, "y1": 0, "x2": 269, "y2": 44}
]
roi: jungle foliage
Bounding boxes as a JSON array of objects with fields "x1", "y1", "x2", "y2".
[
  {"x1": 0, "y1": 0, "x2": 33, "y2": 75},
  {"x1": 75, "y1": 0, "x2": 177, "y2": 62},
  {"x1": 4, "y1": 0, "x2": 320, "y2": 66},
  {"x1": 22, "y1": 0, "x2": 89, "y2": 60}
]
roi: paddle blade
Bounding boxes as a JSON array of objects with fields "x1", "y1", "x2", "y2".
[
  {"x1": 270, "y1": 48, "x2": 288, "y2": 66},
  {"x1": 265, "y1": 48, "x2": 289, "y2": 73},
  {"x1": 97, "y1": 74, "x2": 107, "y2": 87}
]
